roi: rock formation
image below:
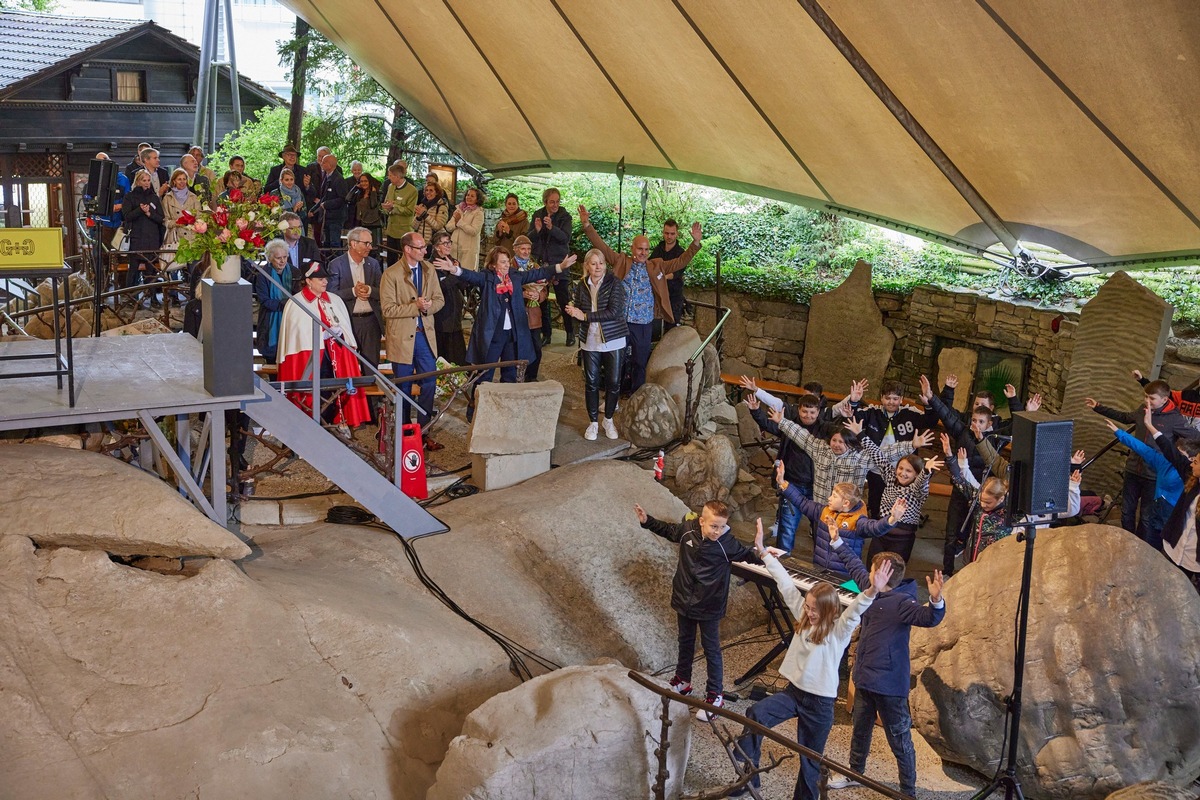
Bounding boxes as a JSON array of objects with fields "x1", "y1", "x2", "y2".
[
  {"x1": 910, "y1": 524, "x2": 1200, "y2": 799},
  {"x1": 469, "y1": 379, "x2": 564, "y2": 489},
  {"x1": 426, "y1": 663, "x2": 691, "y2": 800},
  {"x1": 2, "y1": 444, "x2": 249, "y2": 559},
  {"x1": 616, "y1": 382, "x2": 683, "y2": 448},
  {"x1": 1060, "y1": 271, "x2": 1174, "y2": 497},
  {"x1": 802, "y1": 260, "x2": 894, "y2": 392},
  {"x1": 0, "y1": 451, "x2": 765, "y2": 798}
]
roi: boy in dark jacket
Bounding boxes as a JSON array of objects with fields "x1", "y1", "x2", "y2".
[
  {"x1": 635, "y1": 499, "x2": 757, "y2": 718},
  {"x1": 1086, "y1": 379, "x2": 1200, "y2": 543},
  {"x1": 825, "y1": 529, "x2": 945, "y2": 796},
  {"x1": 739, "y1": 375, "x2": 836, "y2": 552}
]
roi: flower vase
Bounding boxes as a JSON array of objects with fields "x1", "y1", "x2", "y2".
[{"x1": 212, "y1": 253, "x2": 242, "y2": 284}]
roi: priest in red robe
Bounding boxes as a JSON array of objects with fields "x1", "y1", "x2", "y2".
[{"x1": 276, "y1": 262, "x2": 371, "y2": 429}]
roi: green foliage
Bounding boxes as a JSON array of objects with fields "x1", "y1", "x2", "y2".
[
  {"x1": 979, "y1": 363, "x2": 1019, "y2": 409},
  {"x1": 211, "y1": 107, "x2": 392, "y2": 184},
  {"x1": 0, "y1": 0, "x2": 54, "y2": 9}
]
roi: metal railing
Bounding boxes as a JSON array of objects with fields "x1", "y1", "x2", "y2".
[
  {"x1": 682, "y1": 294, "x2": 733, "y2": 443},
  {"x1": 626, "y1": 670, "x2": 910, "y2": 800}
]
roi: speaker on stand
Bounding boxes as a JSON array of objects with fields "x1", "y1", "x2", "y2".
[
  {"x1": 84, "y1": 158, "x2": 117, "y2": 336},
  {"x1": 973, "y1": 411, "x2": 1074, "y2": 800}
]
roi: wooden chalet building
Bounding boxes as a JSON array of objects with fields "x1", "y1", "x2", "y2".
[{"x1": 0, "y1": 10, "x2": 281, "y2": 255}]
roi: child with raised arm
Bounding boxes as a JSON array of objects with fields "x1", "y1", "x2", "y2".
[
  {"x1": 769, "y1": 406, "x2": 913, "y2": 512},
  {"x1": 855, "y1": 426, "x2": 943, "y2": 563},
  {"x1": 741, "y1": 375, "x2": 834, "y2": 553},
  {"x1": 635, "y1": 500, "x2": 758, "y2": 719},
  {"x1": 775, "y1": 460, "x2": 907, "y2": 577},
  {"x1": 1145, "y1": 404, "x2": 1200, "y2": 592},
  {"x1": 730, "y1": 518, "x2": 893, "y2": 800},
  {"x1": 1104, "y1": 408, "x2": 1184, "y2": 552},
  {"x1": 825, "y1": 523, "x2": 945, "y2": 797}
]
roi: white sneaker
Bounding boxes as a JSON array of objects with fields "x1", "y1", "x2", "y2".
[
  {"x1": 602, "y1": 418, "x2": 619, "y2": 439},
  {"x1": 584, "y1": 422, "x2": 598, "y2": 441},
  {"x1": 828, "y1": 776, "x2": 862, "y2": 790},
  {"x1": 695, "y1": 693, "x2": 724, "y2": 721}
]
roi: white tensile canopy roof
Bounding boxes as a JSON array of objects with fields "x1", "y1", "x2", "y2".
[{"x1": 281, "y1": 0, "x2": 1200, "y2": 267}]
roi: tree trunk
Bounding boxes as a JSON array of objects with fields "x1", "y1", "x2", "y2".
[
  {"x1": 387, "y1": 100, "x2": 408, "y2": 167},
  {"x1": 286, "y1": 17, "x2": 309, "y2": 149}
]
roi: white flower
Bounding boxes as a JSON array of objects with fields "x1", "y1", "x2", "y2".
[
  {"x1": 247, "y1": 211, "x2": 256, "y2": 221},
  {"x1": 234, "y1": 238, "x2": 246, "y2": 250},
  {"x1": 277, "y1": 220, "x2": 289, "y2": 231}
]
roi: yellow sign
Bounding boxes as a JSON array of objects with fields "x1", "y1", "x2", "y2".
[{"x1": 0, "y1": 228, "x2": 65, "y2": 271}]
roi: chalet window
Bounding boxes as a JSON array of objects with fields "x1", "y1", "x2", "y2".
[{"x1": 114, "y1": 70, "x2": 146, "y2": 102}]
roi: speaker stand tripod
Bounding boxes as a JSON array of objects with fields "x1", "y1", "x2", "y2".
[{"x1": 971, "y1": 520, "x2": 1037, "y2": 800}]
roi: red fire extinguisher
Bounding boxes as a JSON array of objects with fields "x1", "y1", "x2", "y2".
[
  {"x1": 399, "y1": 423, "x2": 428, "y2": 499},
  {"x1": 654, "y1": 450, "x2": 665, "y2": 482}
]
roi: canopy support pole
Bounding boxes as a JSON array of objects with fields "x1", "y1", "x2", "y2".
[{"x1": 796, "y1": 0, "x2": 1027, "y2": 260}]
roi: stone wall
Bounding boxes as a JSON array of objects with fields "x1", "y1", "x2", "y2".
[{"x1": 692, "y1": 285, "x2": 1080, "y2": 409}]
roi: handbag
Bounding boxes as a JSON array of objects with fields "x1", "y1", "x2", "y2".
[{"x1": 111, "y1": 228, "x2": 128, "y2": 251}]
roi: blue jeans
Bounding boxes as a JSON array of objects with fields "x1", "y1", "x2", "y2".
[
  {"x1": 676, "y1": 614, "x2": 722, "y2": 697},
  {"x1": 848, "y1": 688, "x2": 917, "y2": 797},
  {"x1": 737, "y1": 684, "x2": 835, "y2": 800},
  {"x1": 323, "y1": 213, "x2": 346, "y2": 249},
  {"x1": 777, "y1": 485, "x2": 810, "y2": 552},
  {"x1": 392, "y1": 329, "x2": 436, "y2": 426}
]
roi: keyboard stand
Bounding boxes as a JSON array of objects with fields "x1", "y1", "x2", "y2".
[{"x1": 735, "y1": 581, "x2": 796, "y2": 685}]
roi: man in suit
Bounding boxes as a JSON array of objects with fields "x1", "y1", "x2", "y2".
[
  {"x1": 136, "y1": 148, "x2": 171, "y2": 197},
  {"x1": 264, "y1": 144, "x2": 301, "y2": 196},
  {"x1": 380, "y1": 231, "x2": 444, "y2": 439},
  {"x1": 280, "y1": 211, "x2": 321, "y2": 293},
  {"x1": 311, "y1": 154, "x2": 348, "y2": 251},
  {"x1": 327, "y1": 226, "x2": 383, "y2": 368},
  {"x1": 124, "y1": 142, "x2": 153, "y2": 181}
]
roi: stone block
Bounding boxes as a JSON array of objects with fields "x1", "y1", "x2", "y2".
[
  {"x1": 469, "y1": 380, "x2": 564, "y2": 455},
  {"x1": 280, "y1": 494, "x2": 345, "y2": 525},
  {"x1": 763, "y1": 316, "x2": 802, "y2": 340},
  {"x1": 471, "y1": 451, "x2": 551, "y2": 491},
  {"x1": 239, "y1": 499, "x2": 282, "y2": 526}
]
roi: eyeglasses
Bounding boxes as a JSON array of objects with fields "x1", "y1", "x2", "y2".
[
  {"x1": 350, "y1": 238, "x2": 371, "y2": 245},
  {"x1": 405, "y1": 244, "x2": 424, "y2": 250}
]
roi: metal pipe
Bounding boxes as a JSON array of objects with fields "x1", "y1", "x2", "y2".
[
  {"x1": 795, "y1": 0, "x2": 1025, "y2": 260},
  {"x1": 192, "y1": 0, "x2": 217, "y2": 148},
  {"x1": 222, "y1": 0, "x2": 242, "y2": 130}
]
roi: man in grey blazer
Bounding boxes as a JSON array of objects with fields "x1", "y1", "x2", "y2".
[{"x1": 327, "y1": 226, "x2": 383, "y2": 367}]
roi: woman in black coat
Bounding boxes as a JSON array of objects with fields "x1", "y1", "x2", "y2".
[
  {"x1": 433, "y1": 245, "x2": 575, "y2": 384},
  {"x1": 122, "y1": 169, "x2": 165, "y2": 291},
  {"x1": 428, "y1": 230, "x2": 466, "y2": 365},
  {"x1": 1146, "y1": 404, "x2": 1200, "y2": 593},
  {"x1": 565, "y1": 247, "x2": 628, "y2": 440}
]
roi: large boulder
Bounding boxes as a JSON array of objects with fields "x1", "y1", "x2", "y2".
[
  {"x1": 646, "y1": 325, "x2": 703, "y2": 384},
  {"x1": 427, "y1": 663, "x2": 691, "y2": 800},
  {"x1": 1106, "y1": 783, "x2": 1200, "y2": 800},
  {"x1": 656, "y1": 364, "x2": 703, "y2": 422},
  {"x1": 802, "y1": 260, "x2": 894, "y2": 393},
  {"x1": 0, "y1": 458, "x2": 766, "y2": 798},
  {"x1": 615, "y1": 382, "x2": 683, "y2": 448},
  {"x1": 911, "y1": 525, "x2": 1200, "y2": 799},
  {"x1": 1, "y1": 445, "x2": 249, "y2": 559},
  {"x1": 669, "y1": 434, "x2": 740, "y2": 509}
]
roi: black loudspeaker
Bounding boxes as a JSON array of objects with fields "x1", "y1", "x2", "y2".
[
  {"x1": 85, "y1": 158, "x2": 117, "y2": 217},
  {"x1": 1009, "y1": 411, "x2": 1074, "y2": 518}
]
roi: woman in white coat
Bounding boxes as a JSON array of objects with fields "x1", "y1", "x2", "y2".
[{"x1": 445, "y1": 186, "x2": 484, "y2": 270}]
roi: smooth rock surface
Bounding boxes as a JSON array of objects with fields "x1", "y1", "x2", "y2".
[
  {"x1": 910, "y1": 525, "x2": 1200, "y2": 799},
  {"x1": 426, "y1": 663, "x2": 691, "y2": 800},
  {"x1": 471, "y1": 450, "x2": 551, "y2": 490},
  {"x1": 802, "y1": 261, "x2": 894, "y2": 392},
  {"x1": 646, "y1": 325, "x2": 703, "y2": 383},
  {"x1": 0, "y1": 459, "x2": 766, "y2": 799},
  {"x1": 615, "y1": 382, "x2": 683, "y2": 448},
  {"x1": 1, "y1": 445, "x2": 249, "y2": 559},
  {"x1": 1105, "y1": 782, "x2": 1200, "y2": 800},
  {"x1": 469, "y1": 380, "x2": 564, "y2": 455},
  {"x1": 656, "y1": 363, "x2": 702, "y2": 422}
]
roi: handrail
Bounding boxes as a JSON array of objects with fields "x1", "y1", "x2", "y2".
[
  {"x1": 681, "y1": 297, "x2": 733, "y2": 443},
  {"x1": 625, "y1": 670, "x2": 911, "y2": 800}
]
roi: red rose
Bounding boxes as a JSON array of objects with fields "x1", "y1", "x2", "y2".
[
  {"x1": 237, "y1": 227, "x2": 255, "y2": 242},
  {"x1": 251, "y1": 234, "x2": 265, "y2": 248},
  {"x1": 229, "y1": 188, "x2": 244, "y2": 202},
  {"x1": 213, "y1": 210, "x2": 229, "y2": 227},
  {"x1": 258, "y1": 193, "x2": 280, "y2": 207},
  {"x1": 177, "y1": 210, "x2": 196, "y2": 226}
]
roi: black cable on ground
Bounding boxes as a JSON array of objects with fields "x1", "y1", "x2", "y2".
[{"x1": 325, "y1": 506, "x2": 561, "y2": 682}]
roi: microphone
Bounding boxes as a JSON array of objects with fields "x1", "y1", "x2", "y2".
[{"x1": 988, "y1": 433, "x2": 1013, "y2": 442}]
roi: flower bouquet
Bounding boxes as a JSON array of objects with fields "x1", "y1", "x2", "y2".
[{"x1": 173, "y1": 188, "x2": 287, "y2": 282}]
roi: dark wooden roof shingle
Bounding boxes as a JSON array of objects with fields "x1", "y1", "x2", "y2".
[{"x1": 0, "y1": 11, "x2": 142, "y2": 91}]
